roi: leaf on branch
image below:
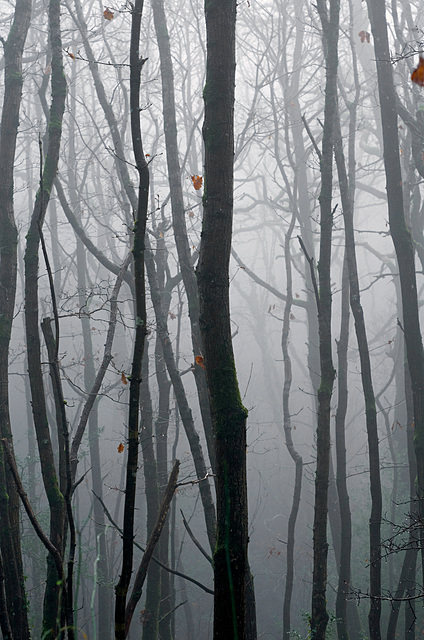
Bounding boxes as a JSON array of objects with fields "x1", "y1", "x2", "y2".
[
  {"x1": 67, "y1": 51, "x2": 76, "y2": 60},
  {"x1": 358, "y1": 30, "x2": 370, "y2": 43},
  {"x1": 188, "y1": 210, "x2": 194, "y2": 218},
  {"x1": 195, "y1": 355, "x2": 205, "y2": 370},
  {"x1": 103, "y1": 7, "x2": 114, "y2": 20},
  {"x1": 117, "y1": 443, "x2": 124, "y2": 453},
  {"x1": 191, "y1": 175, "x2": 203, "y2": 190},
  {"x1": 121, "y1": 372, "x2": 128, "y2": 385},
  {"x1": 411, "y1": 56, "x2": 424, "y2": 86}
]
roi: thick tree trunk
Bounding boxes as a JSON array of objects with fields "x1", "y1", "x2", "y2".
[
  {"x1": 366, "y1": 0, "x2": 424, "y2": 593},
  {"x1": 197, "y1": 1, "x2": 252, "y2": 638},
  {"x1": 0, "y1": 1, "x2": 32, "y2": 638},
  {"x1": 23, "y1": 0, "x2": 67, "y2": 634}
]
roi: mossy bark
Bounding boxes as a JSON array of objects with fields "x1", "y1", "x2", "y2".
[
  {"x1": 197, "y1": 0, "x2": 253, "y2": 638},
  {"x1": 366, "y1": 0, "x2": 424, "y2": 607}
]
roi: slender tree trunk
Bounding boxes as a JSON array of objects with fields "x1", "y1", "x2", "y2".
[
  {"x1": 153, "y1": 231, "x2": 173, "y2": 640},
  {"x1": 386, "y1": 358, "x2": 418, "y2": 640},
  {"x1": 309, "y1": 1, "x2": 340, "y2": 637},
  {"x1": 155, "y1": 339, "x2": 172, "y2": 640},
  {"x1": 114, "y1": 2, "x2": 149, "y2": 637},
  {"x1": 140, "y1": 344, "x2": 161, "y2": 640},
  {"x1": 334, "y1": 107, "x2": 382, "y2": 640},
  {"x1": 67, "y1": 58, "x2": 112, "y2": 633},
  {"x1": 150, "y1": 0, "x2": 216, "y2": 472},
  {"x1": 334, "y1": 257, "x2": 350, "y2": 640},
  {"x1": 145, "y1": 240, "x2": 217, "y2": 552},
  {"x1": 281, "y1": 208, "x2": 303, "y2": 640}
]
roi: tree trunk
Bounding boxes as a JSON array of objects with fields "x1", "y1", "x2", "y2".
[
  {"x1": 334, "y1": 106, "x2": 382, "y2": 640},
  {"x1": 114, "y1": 2, "x2": 149, "y2": 637},
  {"x1": 23, "y1": 0, "x2": 67, "y2": 634},
  {"x1": 366, "y1": 0, "x2": 424, "y2": 591},
  {"x1": 150, "y1": 0, "x2": 216, "y2": 473},
  {"x1": 140, "y1": 344, "x2": 161, "y2": 640},
  {"x1": 0, "y1": 1, "x2": 32, "y2": 637},
  {"x1": 309, "y1": 1, "x2": 340, "y2": 638},
  {"x1": 197, "y1": 1, "x2": 252, "y2": 638},
  {"x1": 281, "y1": 208, "x2": 303, "y2": 640}
]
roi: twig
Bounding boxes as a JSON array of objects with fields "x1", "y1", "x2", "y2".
[
  {"x1": 70, "y1": 252, "x2": 132, "y2": 482},
  {"x1": 297, "y1": 235, "x2": 320, "y2": 313},
  {"x1": 125, "y1": 460, "x2": 180, "y2": 635},
  {"x1": 37, "y1": 135, "x2": 60, "y2": 361},
  {"x1": 180, "y1": 509, "x2": 213, "y2": 565},
  {"x1": 159, "y1": 600, "x2": 187, "y2": 624},
  {"x1": 92, "y1": 491, "x2": 213, "y2": 595},
  {"x1": 302, "y1": 113, "x2": 322, "y2": 162},
  {"x1": 1, "y1": 439, "x2": 65, "y2": 587}
]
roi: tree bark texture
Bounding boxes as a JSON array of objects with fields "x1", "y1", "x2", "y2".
[
  {"x1": 23, "y1": 0, "x2": 67, "y2": 634},
  {"x1": 0, "y1": 1, "x2": 32, "y2": 637},
  {"x1": 366, "y1": 0, "x2": 424, "y2": 594},
  {"x1": 197, "y1": 1, "x2": 251, "y2": 638}
]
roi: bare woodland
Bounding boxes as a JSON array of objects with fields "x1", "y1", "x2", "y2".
[{"x1": 1, "y1": 0, "x2": 424, "y2": 638}]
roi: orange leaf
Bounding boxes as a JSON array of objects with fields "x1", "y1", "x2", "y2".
[
  {"x1": 121, "y1": 372, "x2": 128, "y2": 385},
  {"x1": 412, "y1": 56, "x2": 424, "y2": 86},
  {"x1": 103, "y1": 7, "x2": 114, "y2": 20},
  {"x1": 195, "y1": 355, "x2": 205, "y2": 370},
  {"x1": 191, "y1": 175, "x2": 203, "y2": 191},
  {"x1": 358, "y1": 30, "x2": 370, "y2": 43},
  {"x1": 118, "y1": 443, "x2": 124, "y2": 453},
  {"x1": 67, "y1": 52, "x2": 76, "y2": 60}
]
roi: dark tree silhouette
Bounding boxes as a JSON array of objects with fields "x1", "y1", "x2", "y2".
[{"x1": 197, "y1": 0, "x2": 251, "y2": 638}]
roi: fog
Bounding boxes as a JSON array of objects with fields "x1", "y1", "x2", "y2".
[{"x1": 1, "y1": 0, "x2": 423, "y2": 638}]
